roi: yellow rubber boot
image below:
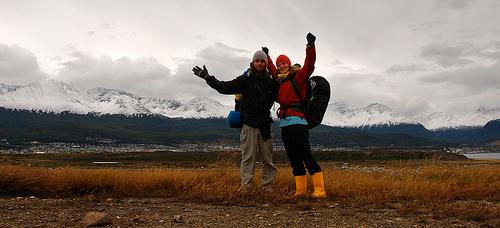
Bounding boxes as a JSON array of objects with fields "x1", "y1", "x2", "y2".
[
  {"x1": 311, "y1": 172, "x2": 327, "y2": 198},
  {"x1": 294, "y1": 175, "x2": 307, "y2": 197}
]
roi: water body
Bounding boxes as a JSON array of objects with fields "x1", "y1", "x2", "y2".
[{"x1": 463, "y1": 153, "x2": 500, "y2": 160}]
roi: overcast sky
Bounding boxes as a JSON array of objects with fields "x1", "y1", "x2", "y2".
[{"x1": 1, "y1": 0, "x2": 499, "y2": 117}]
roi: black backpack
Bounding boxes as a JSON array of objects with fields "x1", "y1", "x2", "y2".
[{"x1": 291, "y1": 76, "x2": 331, "y2": 129}]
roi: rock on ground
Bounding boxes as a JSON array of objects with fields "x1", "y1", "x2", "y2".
[{"x1": 81, "y1": 212, "x2": 112, "y2": 227}]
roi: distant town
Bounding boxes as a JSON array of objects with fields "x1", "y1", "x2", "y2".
[{"x1": 1, "y1": 138, "x2": 499, "y2": 155}]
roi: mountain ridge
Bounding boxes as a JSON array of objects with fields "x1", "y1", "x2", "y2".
[{"x1": 1, "y1": 79, "x2": 499, "y2": 129}]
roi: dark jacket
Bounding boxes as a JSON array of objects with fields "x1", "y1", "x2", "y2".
[{"x1": 205, "y1": 68, "x2": 278, "y2": 128}]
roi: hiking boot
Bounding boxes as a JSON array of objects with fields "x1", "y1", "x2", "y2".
[
  {"x1": 311, "y1": 172, "x2": 327, "y2": 198},
  {"x1": 294, "y1": 175, "x2": 307, "y2": 197}
]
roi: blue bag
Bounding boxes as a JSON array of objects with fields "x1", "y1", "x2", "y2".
[{"x1": 227, "y1": 111, "x2": 242, "y2": 128}]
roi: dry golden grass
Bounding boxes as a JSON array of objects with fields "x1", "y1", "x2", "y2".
[
  {"x1": 2, "y1": 160, "x2": 499, "y2": 222},
  {"x1": 1, "y1": 163, "x2": 499, "y2": 205},
  {"x1": 330, "y1": 166, "x2": 500, "y2": 203}
]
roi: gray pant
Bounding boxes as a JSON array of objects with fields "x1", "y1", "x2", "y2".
[{"x1": 240, "y1": 124, "x2": 278, "y2": 189}]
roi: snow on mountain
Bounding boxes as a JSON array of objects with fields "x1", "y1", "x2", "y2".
[
  {"x1": 0, "y1": 83, "x2": 21, "y2": 94},
  {"x1": 0, "y1": 79, "x2": 94, "y2": 114},
  {"x1": 139, "y1": 96, "x2": 230, "y2": 118},
  {"x1": 322, "y1": 102, "x2": 418, "y2": 127},
  {"x1": 85, "y1": 87, "x2": 231, "y2": 117},
  {"x1": 139, "y1": 97, "x2": 182, "y2": 116},
  {"x1": 1, "y1": 79, "x2": 498, "y2": 127},
  {"x1": 420, "y1": 108, "x2": 500, "y2": 130},
  {"x1": 87, "y1": 87, "x2": 151, "y2": 115},
  {"x1": 170, "y1": 97, "x2": 232, "y2": 118},
  {"x1": 0, "y1": 80, "x2": 232, "y2": 118},
  {"x1": 322, "y1": 103, "x2": 500, "y2": 129}
]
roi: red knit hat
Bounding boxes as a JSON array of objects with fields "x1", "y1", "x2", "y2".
[{"x1": 276, "y1": 55, "x2": 291, "y2": 66}]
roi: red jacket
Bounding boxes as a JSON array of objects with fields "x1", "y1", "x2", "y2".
[{"x1": 268, "y1": 45, "x2": 316, "y2": 118}]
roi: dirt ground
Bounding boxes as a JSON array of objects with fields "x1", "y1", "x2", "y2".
[{"x1": 1, "y1": 196, "x2": 498, "y2": 227}]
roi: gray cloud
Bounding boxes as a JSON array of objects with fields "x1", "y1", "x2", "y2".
[
  {"x1": 419, "y1": 62, "x2": 500, "y2": 91},
  {"x1": 195, "y1": 42, "x2": 250, "y2": 76},
  {"x1": 412, "y1": 19, "x2": 446, "y2": 32},
  {"x1": 386, "y1": 64, "x2": 426, "y2": 74},
  {"x1": 84, "y1": 22, "x2": 134, "y2": 40},
  {"x1": 174, "y1": 43, "x2": 252, "y2": 85},
  {"x1": 476, "y1": 40, "x2": 500, "y2": 61},
  {"x1": 0, "y1": 44, "x2": 46, "y2": 85},
  {"x1": 169, "y1": 42, "x2": 255, "y2": 102},
  {"x1": 53, "y1": 52, "x2": 171, "y2": 98},
  {"x1": 400, "y1": 99, "x2": 433, "y2": 117},
  {"x1": 421, "y1": 43, "x2": 469, "y2": 57},
  {"x1": 100, "y1": 22, "x2": 116, "y2": 29},
  {"x1": 434, "y1": 0, "x2": 472, "y2": 10},
  {"x1": 420, "y1": 43, "x2": 474, "y2": 67},
  {"x1": 329, "y1": 58, "x2": 500, "y2": 117},
  {"x1": 421, "y1": 40, "x2": 500, "y2": 69},
  {"x1": 327, "y1": 72, "x2": 434, "y2": 117},
  {"x1": 330, "y1": 59, "x2": 344, "y2": 66},
  {"x1": 51, "y1": 42, "x2": 254, "y2": 103},
  {"x1": 478, "y1": 51, "x2": 500, "y2": 61},
  {"x1": 327, "y1": 73, "x2": 405, "y2": 109}
]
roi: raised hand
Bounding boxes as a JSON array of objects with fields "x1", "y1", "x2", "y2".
[
  {"x1": 192, "y1": 65, "x2": 209, "y2": 79},
  {"x1": 262, "y1": 47, "x2": 269, "y2": 56},
  {"x1": 306, "y1": 33, "x2": 316, "y2": 45}
]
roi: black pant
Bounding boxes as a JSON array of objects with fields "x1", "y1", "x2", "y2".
[{"x1": 281, "y1": 124, "x2": 322, "y2": 176}]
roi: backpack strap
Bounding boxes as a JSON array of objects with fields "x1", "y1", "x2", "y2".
[{"x1": 290, "y1": 76, "x2": 306, "y2": 109}]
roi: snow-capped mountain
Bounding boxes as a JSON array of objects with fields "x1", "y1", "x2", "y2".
[
  {"x1": 419, "y1": 108, "x2": 500, "y2": 130},
  {"x1": 0, "y1": 80, "x2": 232, "y2": 118},
  {"x1": 171, "y1": 97, "x2": 232, "y2": 118},
  {"x1": 322, "y1": 102, "x2": 418, "y2": 127},
  {"x1": 139, "y1": 96, "x2": 231, "y2": 118},
  {"x1": 139, "y1": 97, "x2": 182, "y2": 116},
  {"x1": 87, "y1": 87, "x2": 151, "y2": 115},
  {"x1": 1, "y1": 79, "x2": 499, "y2": 128},
  {"x1": 0, "y1": 83, "x2": 21, "y2": 94},
  {"x1": 0, "y1": 80, "x2": 94, "y2": 114}
]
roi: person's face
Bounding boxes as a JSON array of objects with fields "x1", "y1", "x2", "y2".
[
  {"x1": 277, "y1": 62, "x2": 290, "y2": 74},
  {"x1": 253, "y1": 59, "x2": 266, "y2": 71}
]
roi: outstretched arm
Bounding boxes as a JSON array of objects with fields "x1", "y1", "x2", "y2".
[
  {"x1": 193, "y1": 65, "x2": 245, "y2": 94},
  {"x1": 206, "y1": 75, "x2": 246, "y2": 95}
]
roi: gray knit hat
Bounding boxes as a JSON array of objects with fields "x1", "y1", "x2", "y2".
[{"x1": 252, "y1": 50, "x2": 268, "y2": 65}]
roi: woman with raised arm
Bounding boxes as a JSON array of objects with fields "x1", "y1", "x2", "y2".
[{"x1": 267, "y1": 33, "x2": 326, "y2": 198}]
